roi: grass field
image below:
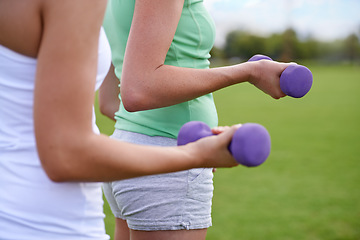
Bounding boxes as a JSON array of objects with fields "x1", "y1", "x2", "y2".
[{"x1": 95, "y1": 63, "x2": 360, "y2": 239}]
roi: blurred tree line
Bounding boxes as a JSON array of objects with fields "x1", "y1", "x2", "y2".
[{"x1": 210, "y1": 28, "x2": 360, "y2": 64}]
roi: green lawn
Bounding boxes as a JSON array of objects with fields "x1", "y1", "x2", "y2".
[{"x1": 95, "y1": 63, "x2": 360, "y2": 239}]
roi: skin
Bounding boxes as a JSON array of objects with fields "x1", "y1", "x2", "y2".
[
  {"x1": 0, "y1": 0, "x2": 239, "y2": 184},
  {"x1": 99, "y1": 63, "x2": 120, "y2": 120},
  {"x1": 0, "y1": 1, "x2": 244, "y2": 239},
  {"x1": 100, "y1": 0, "x2": 289, "y2": 114},
  {"x1": 98, "y1": 0, "x2": 292, "y2": 239},
  {"x1": 0, "y1": 0, "x2": 289, "y2": 239}
]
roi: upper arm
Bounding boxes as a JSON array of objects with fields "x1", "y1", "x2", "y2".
[
  {"x1": 120, "y1": 0, "x2": 184, "y2": 103},
  {"x1": 125, "y1": 0, "x2": 184, "y2": 65},
  {"x1": 34, "y1": 1, "x2": 107, "y2": 168}
]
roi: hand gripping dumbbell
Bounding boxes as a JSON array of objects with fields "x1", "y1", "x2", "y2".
[
  {"x1": 248, "y1": 54, "x2": 313, "y2": 98},
  {"x1": 177, "y1": 121, "x2": 271, "y2": 167}
]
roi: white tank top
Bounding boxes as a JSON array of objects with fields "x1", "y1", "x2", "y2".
[{"x1": 0, "y1": 28, "x2": 111, "y2": 239}]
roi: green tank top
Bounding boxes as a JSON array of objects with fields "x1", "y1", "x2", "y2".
[{"x1": 103, "y1": 0, "x2": 218, "y2": 138}]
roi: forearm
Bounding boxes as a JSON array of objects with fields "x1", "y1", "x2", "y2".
[
  {"x1": 33, "y1": 0, "x2": 239, "y2": 184},
  {"x1": 39, "y1": 123, "x2": 240, "y2": 182},
  {"x1": 120, "y1": 0, "x2": 289, "y2": 112},
  {"x1": 120, "y1": 0, "x2": 251, "y2": 111},
  {"x1": 121, "y1": 62, "x2": 252, "y2": 112},
  {"x1": 40, "y1": 132, "x2": 200, "y2": 182}
]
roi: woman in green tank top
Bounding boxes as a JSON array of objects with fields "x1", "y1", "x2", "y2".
[{"x1": 100, "y1": 0, "x2": 291, "y2": 239}]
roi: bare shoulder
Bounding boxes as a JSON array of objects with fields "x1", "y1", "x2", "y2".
[
  {"x1": 0, "y1": 0, "x2": 43, "y2": 57},
  {"x1": 0, "y1": 0, "x2": 107, "y2": 58}
]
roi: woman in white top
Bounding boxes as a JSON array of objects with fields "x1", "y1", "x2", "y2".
[{"x1": 0, "y1": 1, "x2": 240, "y2": 239}]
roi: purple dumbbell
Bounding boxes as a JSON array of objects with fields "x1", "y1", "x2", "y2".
[
  {"x1": 177, "y1": 121, "x2": 271, "y2": 167},
  {"x1": 248, "y1": 54, "x2": 313, "y2": 98}
]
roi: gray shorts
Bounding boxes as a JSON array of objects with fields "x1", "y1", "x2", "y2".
[{"x1": 102, "y1": 129, "x2": 214, "y2": 231}]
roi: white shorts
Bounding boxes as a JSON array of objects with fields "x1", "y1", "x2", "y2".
[{"x1": 102, "y1": 129, "x2": 214, "y2": 231}]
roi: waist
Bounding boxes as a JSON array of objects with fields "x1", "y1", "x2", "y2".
[{"x1": 114, "y1": 94, "x2": 218, "y2": 138}]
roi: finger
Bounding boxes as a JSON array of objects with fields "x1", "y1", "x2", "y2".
[
  {"x1": 211, "y1": 126, "x2": 230, "y2": 135},
  {"x1": 215, "y1": 124, "x2": 240, "y2": 146}
]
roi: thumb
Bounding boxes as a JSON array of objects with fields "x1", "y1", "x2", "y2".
[{"x1": 215, "y1": 124, "x2": 241, "y2": 146}]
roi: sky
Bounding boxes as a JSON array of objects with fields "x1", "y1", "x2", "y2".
[{"x1": 203, "y1": 0, "x2": 360, "y2": 47}]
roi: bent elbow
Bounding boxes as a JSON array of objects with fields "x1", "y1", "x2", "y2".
[
  {"x1": 98, "y1": 99, "x2": 107, "y2": 115},
  {"x1": 121, "y1": 88, "x2": 152, "y2": 112},
  {"x1": 44, "y1": 167, "x2": 68, "y2": 183},
  {"x1": 122, "y1": 97, "x2": 140, "y2": 112},
  {"x1": 39, "y1": 157, "x2": 72, "y2": 182},
  {"x1": 37, "y1": 142, "x2": 81, "y2": 182},
  {"x1": 98, "y1": 101, "x2": 116, "y2": 120}
]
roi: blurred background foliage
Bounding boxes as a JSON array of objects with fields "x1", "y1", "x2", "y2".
[{"x1": 210, "y1": 28, "x2": 360, "y2": 64}]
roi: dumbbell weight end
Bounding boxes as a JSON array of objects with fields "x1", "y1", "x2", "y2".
[
  {"x1": 177, "y1": 121, "x2": 271, "y2": 167},
  {"x1": 248, "y1": 54, "x2": 313, "y2": 98}
]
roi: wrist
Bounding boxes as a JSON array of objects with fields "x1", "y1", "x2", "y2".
[
  {"x1": 246, "y1": 61, "x2": 259, "y2": 86},
  {"x1": 181, "y1": 143, "x2": 208, "y2": 168}
]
